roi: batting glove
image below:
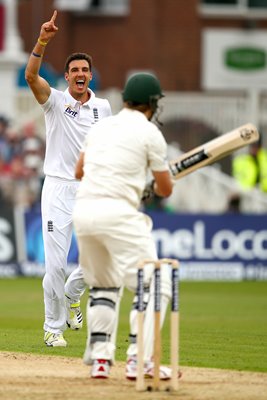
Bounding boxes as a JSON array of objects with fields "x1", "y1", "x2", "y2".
[{"x1": 141, "y1": 179, "x2": 155, "y2": 202}]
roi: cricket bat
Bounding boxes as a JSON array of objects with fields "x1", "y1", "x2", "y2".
[{"x1": 169, "y1": 123, "x2": 259, "y2": 180}]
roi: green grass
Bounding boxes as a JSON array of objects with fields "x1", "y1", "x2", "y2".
[
  {"x1": 179, "y1": 281, "x2": 267, "y2": 372},
  {"x1": 0, "y1": 278, "x2": 266, "y2": 372}
]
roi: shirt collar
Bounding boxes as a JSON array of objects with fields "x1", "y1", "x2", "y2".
[
  {"x1": 120, "y1": 108, "x2": 148, "y2": 121},
  {"x1": 64, "y1": 88, "x2": 96, "y2": 108}
]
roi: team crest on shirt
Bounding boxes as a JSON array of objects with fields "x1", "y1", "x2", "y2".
[
  {"x1": 93, "y1": 108, "x2": 99, "y2": 123},
  {"x1": 47, "y1": 220, "x2": 54, "y2": 232},
  {"x1": 64, "y1": 104, "x2": 78, "y2": 119}
]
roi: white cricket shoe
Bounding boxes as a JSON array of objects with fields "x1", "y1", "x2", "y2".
[
  {"x1": 144, "y1": 361, "x2": 177, "y2": 380},
  {"x1": 66, "y1": 299, "x2": 83, "y2": 330},
  {"x1": 91, "y1": 359, "x2": 111, "y2": 379},
  {"x1": 125, "y1": 356, "x2": 182, "y2": 380},
  {"x1": 125, "y1": 356, "x2": 138, "y2": 380},
  {"x1": 44, "y1": 331, "x2": 67, "y2": 347}
]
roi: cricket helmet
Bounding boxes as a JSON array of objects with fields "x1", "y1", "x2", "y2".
[{"x1": 122, "y1": 72, "x2": 164, "y2": 108}]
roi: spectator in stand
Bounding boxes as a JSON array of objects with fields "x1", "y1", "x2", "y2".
[
  {"x1": 232, "y1": 138, "x2": 267, "y2": 193},
  {"x1": 0, "y1": 116, "x2": 45, "y2": 208},
  {"x1": 4, "y1": 129, "x2": 23, "y2": 164},
  {"x1": 0, "y1": 115, "x2": 10, "y2": 168},
  {"x1": 21, "y1": 130, "x2": 45, "y2": 209}
]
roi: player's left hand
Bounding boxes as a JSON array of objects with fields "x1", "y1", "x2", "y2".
[{"x1": 141, "y1": 180, "x2": 155, "y2": 202}]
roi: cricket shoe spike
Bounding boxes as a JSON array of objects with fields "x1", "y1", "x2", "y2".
[
  {"x1": 91, "y1": 359, "x2": 111, "y2": 379},
  {"x1": 44, "y1": 331, "x2": 67, "y2": 347},
  {"x1": 66, "y1": 296, "x2": 83, "y2": 330}
]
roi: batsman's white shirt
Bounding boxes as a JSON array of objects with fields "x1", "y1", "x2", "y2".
[
  {"x1": 74, "y1": 108, "x2": 169, "y2": 289},
  {"x1": 77, "y1": 108, "x2": 168, "y2": 207},
  {"x1": 41, "y1": 87, "x2": 111, "y2": 334}
]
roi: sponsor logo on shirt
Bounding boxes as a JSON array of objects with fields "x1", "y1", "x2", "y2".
[{"x1": 64, "y1": 105, "x2": 78, "y2": 119}]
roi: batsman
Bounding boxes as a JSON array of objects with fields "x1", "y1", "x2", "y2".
[{"x1": 73, "y1": 72, "x2": 176, "y2": 379}]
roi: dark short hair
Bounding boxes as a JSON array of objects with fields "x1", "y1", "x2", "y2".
[{"x1": 64, "y1": 53, "x2": 93, "y2": 73}]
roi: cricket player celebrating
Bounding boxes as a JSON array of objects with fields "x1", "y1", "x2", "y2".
[
  {"x1": 73, "y1": 72, "x2": 174, "y2": 378},
  {"x1": 25, "y1": 11, "x2": 112, "y2": 347}
]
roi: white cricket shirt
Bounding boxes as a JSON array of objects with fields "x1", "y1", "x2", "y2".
[
  {"x1": 77, "y1": 108, "x2": 169, "y2": 208},
  {"x1": 42, "y1": 87, "x2": 111, "y2": 180}
]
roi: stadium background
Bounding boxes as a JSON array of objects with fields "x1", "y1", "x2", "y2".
[
  {"x1": 0, "y1": 4, "x2": 266, "y2": 399},
  {"x1": 0, "y1": 0, "x2": 267, "y2": 280}
]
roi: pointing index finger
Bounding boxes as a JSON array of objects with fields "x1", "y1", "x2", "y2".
[{"x1": 50, "y1": 10, "x2": 57, "y2": 23}]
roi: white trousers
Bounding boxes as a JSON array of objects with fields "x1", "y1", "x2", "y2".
[
  {"x1": 73, "y1": 198, "x2": 157, "y2": 290},
  {"x1": 73, "y1": 197, "x2": 159, "y2": 362},
  {"x1": 41, "y1": 176, "x2": 86, "y2": 333}
]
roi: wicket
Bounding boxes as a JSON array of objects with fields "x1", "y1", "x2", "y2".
[{"x1": 136, "y1": 258, "x2": 180, "y2": 392}]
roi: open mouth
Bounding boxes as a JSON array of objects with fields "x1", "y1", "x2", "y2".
[{"x1": 76, "y1": 80, "x2": 85, "y2": 89}]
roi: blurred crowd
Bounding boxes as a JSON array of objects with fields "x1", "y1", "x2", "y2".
[
  {"x1": 1, "y1": 111, "x2": 267, "y2": 213},
  {"x1": 0, "y1": 115, "x2": 45, "y2": 210},
  {"x1": 232, "y1": 139, "x2": 267, "y2": 193}
]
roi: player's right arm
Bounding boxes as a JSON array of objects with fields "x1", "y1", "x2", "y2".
[
  {"x1": 152, "y1": 170, "x2": 173, "y2": 198},
  {"x1": 25, "y1": 10, "x2": 58, "y2": 105},
  {"x1": 145, "y1": 128, "x2": 173, "y2": 199}
]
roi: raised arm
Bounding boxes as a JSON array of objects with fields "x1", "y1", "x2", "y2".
[{"x1": 25, "y1": 10, "x2": 58, "y2": 104}]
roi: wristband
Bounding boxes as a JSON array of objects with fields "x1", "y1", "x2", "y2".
[
  {"x1": 38, "y1": 38, "x2": 48, "y2": 47},
  {"x1": 32, "y1": 52, "x2": 42, "y2": 58}
]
